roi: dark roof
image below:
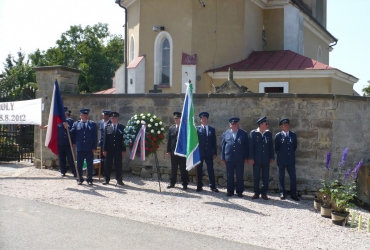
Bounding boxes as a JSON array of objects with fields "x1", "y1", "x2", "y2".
[{"x1": 206, "y1": 50, "x2": 335, "y2": 72}]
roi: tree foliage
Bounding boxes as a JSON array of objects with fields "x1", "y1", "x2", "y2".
[
  {"x1": 362, "y1": 80, "x2": 370, "y2": 97},
  {"x1": 0, "y1": 50, "x2": 36, "y2": 100},
  {"x1": 1, "y1": 23, "x2": 124, "y2": 94}
]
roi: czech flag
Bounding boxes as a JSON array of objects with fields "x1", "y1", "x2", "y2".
[{"x1": 45, "y1": 80, "x2": 66, "y2": 155}]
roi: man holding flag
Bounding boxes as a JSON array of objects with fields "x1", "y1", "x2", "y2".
[
  {"x1": 68, "y1": 109, "x2": 97, "y2": 185},
  {"x1": 172, "y1": 81, "x2": 201, "y2": 190}
]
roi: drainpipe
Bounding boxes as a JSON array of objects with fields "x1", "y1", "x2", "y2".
[{"x1": 115, "y1": 0, "x2": 128, "y2": 93}]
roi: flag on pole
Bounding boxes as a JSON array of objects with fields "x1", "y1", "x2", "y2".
[
  {"x1": 174, "y1": 81, "x2": 200, "y2": 171},
  {"x1": 45, "y1": 80, "x2": 66, "y2": 155}
]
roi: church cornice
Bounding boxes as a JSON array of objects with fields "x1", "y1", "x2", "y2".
[
  {"x1": 119, "y1": 0, "x2": 137, "y2": 8},
  {"x1": 251, "y1": 0, "x2": 290, "y2": 9},
  {"x1": 207, "y1": 70, "x2": 358, "y2": 85}
]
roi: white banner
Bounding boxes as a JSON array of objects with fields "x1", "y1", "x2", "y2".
[{"x1": 0, "y1": 98, "x2": 42, "y2": 125}]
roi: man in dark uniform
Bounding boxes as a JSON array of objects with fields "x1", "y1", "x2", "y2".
[
  {"x1": 249, "y1": 116, "x2": 274, "y2": 200},
  {"x1": 68, "y1": 109, "x2": 97, "y2": 185},
  {"x1": 196, "y1": 112, "x2": 218, "y2": 192},
  {"x1": 56, "y1": 107, "x2": 76, "y2": 177},
  {"x1": 102, "y1": 112, "x2": 126, "y2": 185},
  {"x1": 221, "y1": 117, "x2": 249, "y2": 197},
  {"x1": 275, "y1": 118, "x2": 299, "y2": 201},
  {"x1": 97, "y1": 110, "x2": 111, "y2": 175},
  {"x1": 166, "y1": 112, "x2": 188, "y2": 190}
]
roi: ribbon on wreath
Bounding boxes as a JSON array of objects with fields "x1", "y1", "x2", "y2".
[{"x1": 129, "y1": 124, "x2": 146, "y2": 161}]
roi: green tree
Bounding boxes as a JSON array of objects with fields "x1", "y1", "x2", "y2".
[
  {"x1": 362, "y1": 80, "x2": 370, "y2": 97},
  {"x1": 28, "y1": 23, "x2": 124, "y2": 93},
  {"x1": 0, "y1": 50, "x2": 36, "y2": 101}
]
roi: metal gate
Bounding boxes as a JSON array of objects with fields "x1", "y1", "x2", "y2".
[{"x1": 0, "y1": 85, "x2": 36, "y2": 162}]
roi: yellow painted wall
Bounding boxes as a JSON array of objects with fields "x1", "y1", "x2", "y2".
[
  {"x1": 331, "y1": 78, "x2": 353, "y2": 95},
  {"x1": 264, "y1": 8, "x2": 284, "y2": 51},
  {"x1": 303, "y1": 27, "x2": 329, "y2": 64}
]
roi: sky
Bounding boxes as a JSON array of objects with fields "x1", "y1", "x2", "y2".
[{"x1": 0, "y1": 0, "x2": 369, "y2": 95}]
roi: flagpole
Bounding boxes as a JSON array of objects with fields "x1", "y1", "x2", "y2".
[
  {"x1": 40, "y1": 128, "x2": 43, "y2": 169},
  {"x1": 66, "y1": 128, "x2": 79, "y2": 181}
]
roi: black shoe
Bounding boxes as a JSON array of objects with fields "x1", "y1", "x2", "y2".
[
  {"x1": 226, "y1": 192, "x2": 233, "y2": 197},
  {"x1": 196, "y1": 187, "x2": 203, "y2": 192},
  {"x1": 61, "y1": 173, "x2": 66, "y2": 177},
  {"x1": 252, "y1": 194, "x2": 259, "y2": 199},
  {"x1": 102, "y1": 181, "x2": 109, "y2": 185},
  {"x1": 291, "y1": 196, "x2": 300, "y2": 201},
  {"x1": 237, "y1": 193, "x2": 243, "y2": 198},
  {"x1": 211, "y1": 188, "x2": 219, "y2": 193},
  {"x1": 167, "y1": 184, "x2": 175, "y2": 189},
  {"x1": 182, "y1": 185, "x2": 188, "y2": 190},
  {"x1": 77, "y1": 181, "x2": 82, "y2": 185},
  {"x1": 280, "y1": 194, "x2": 286, "y2": 200},
  {"x1": 261, "y1": 195, "x2": 269, "y2": 200},
  {"x1": 73, "y1": 174, "x2": 77, "y2": 177},
  {"x1": 87, "y1": 182, "x2": 93, "y2": 186},
  {"x1": 117, "y1": 180, "x2": 125, "y2": 186}
]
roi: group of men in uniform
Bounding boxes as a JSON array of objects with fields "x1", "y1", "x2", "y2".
[
  {"x1": 54, "y1": 107, "x2": 299, "y2": 200},
  {"x1": 54, "y1": 108, "x2": 125, "y2": 185},
  {"x1": 167, "y1": 112, "x2": 299, "y2": 201}
]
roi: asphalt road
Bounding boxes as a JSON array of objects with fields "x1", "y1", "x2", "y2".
[{"x1": 0, "y1": 194, "x2": 270, "y2": 250}]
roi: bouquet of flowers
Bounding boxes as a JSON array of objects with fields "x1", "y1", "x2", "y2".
[{"x1": 124, "y1": 113, "x2": 166, "y2": 158}]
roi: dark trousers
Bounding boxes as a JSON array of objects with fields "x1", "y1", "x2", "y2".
[
  {"x1": 58, "y1": 144, "x2": 76, "y2": 175},
  {"x1": 170, "y1": 153, "x2": 188, "y2": 186},
  {"x1": 226, "y1": 161, "x2": 244, "y2": 194},
  {"x1": 253, "y1": 163, "x2": 270, "y2": 195},
  {"x1": 277, "y1": 164, "x2": 297, "y2": 197},
  {"x1": 197, "y1": 158, "x2": 216, "y2": 189},
  {"x1": 104, "y1": 149, "x2": 122, "y2": 182},
  {"x1": 77, "y1": 150, "x2": 93, "y2": 182}
]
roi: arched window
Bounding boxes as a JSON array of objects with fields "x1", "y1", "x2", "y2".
[
  {"x1": 154, "y1": 32, "x2": 173, "y2": 86},
  {"x1": 130, "y1": 36, "x2": 135, "y2": 63},
  {"x1": 317, "y1": 46, "x2": 322, "y2": 62}
]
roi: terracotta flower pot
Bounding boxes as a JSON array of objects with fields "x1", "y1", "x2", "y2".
[
  {"x1": 314, "y1": 199, "x2": 322, "y2": 211},
  {"x1": 331, "y1": 211, "x2": 350, "y2": 226},
  {"x1": 320, "y1": 205, "x2": 332, "y2": 218}
]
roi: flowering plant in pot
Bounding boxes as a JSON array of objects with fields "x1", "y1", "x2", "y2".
[
  {"x1": 123, "y1": 113, "x2": 166, "y2": 158},
  {"x1": 330, "y1": 151, "x2": 363, "y2": 225},
  {"x1": 317, "y1": 152, "x2": 333, "y2": 215}
]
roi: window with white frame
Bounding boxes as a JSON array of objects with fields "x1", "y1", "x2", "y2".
[
  {"x1": 154, "y1": 32, "x2": 173, "y2": 86},
  {"x1": 130, "y1": 36, "x2": 135, "y2": 63},
  {"x1": 259, "y1": 82, "x2": 289, "y2": 93}
]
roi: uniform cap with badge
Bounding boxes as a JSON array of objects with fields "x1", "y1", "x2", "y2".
[
  {"x1": 199, "y1": 112, "x2": 209, "y2": 118},
  {"x1": 80, "y1": 109, "x2": 90, "y2": 114},
  {"x1": 256, "y1": 116, "x2": 267, "y2": 125},
  {"x1": 229, "y1": 117, "x2": 240, "y2": 124},
  {"x1": 109, "y1": 111, "x2": 119, "y2": 117},
  {"x1": 102, "y1": 110, "x2": 111, "y2": 116},
  {"x1": 173, "y1": 112, "x2": 181, "y2": 118},
  {"x1": 279, "y1": 118, "x2": 290, "y2": 126}
]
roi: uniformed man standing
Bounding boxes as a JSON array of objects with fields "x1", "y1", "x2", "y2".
[
  {"x1": 249, "y1": 116, "x2": 274, "y2": 200},
  {"x1": 97, "y1": 110, "x2": 111, "y2": 175},
  {"x1": 166, "y1": 112, "x2": 188, "y2": 190},
  {"x1": 221, "y1": 117, "x2": 249, "y2": 197},
  {"x1": 196, "y1": 112, "x2": 218, "y2": 192},
  {"x1": 275, "y1": 118, "x2": 299, "y2": 201},
  {"x1": 102, "y1": 112, "x2": 126, "y2": 185},
  {"x1": 69, "y1": 109, "x2": 97, "y2": 185},
  {"x1": 49, "y1": 107, "x2": 75, "y2": 177}
]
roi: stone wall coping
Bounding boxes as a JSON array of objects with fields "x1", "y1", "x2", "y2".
[
  {"x1": 64, "y1": 92, "x2": 370, "y2": 101},
  {"x1": 33, "y1": 65, "x2": 81, "y2": 74}
]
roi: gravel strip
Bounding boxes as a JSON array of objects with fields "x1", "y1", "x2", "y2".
[{"x1": 0, "y1": 163, "x2": 369, "y2": 250}]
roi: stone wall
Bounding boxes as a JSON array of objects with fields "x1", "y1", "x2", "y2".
[{"x1": 33, "y1": 67, "x2": 370, "y2": 196}]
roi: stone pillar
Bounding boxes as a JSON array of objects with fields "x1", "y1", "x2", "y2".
[{"x1": 33, "y1": 66, "x2": 80, "y2": 168}]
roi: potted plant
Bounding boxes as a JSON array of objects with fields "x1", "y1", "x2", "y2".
[
  {"x1": 318, "y1": 152, "x2": 332, "y2": 217},
  {"x1": 330, "y1": 158, "x2": 363, "y2": 226}
]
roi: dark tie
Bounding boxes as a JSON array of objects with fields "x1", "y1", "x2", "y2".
[
  {"x1": 83, "y1": 122, "x2": 86, "y2": 130},
  {"x1": 203, "y1": 126, "x2": 206, "y2": 135}
]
